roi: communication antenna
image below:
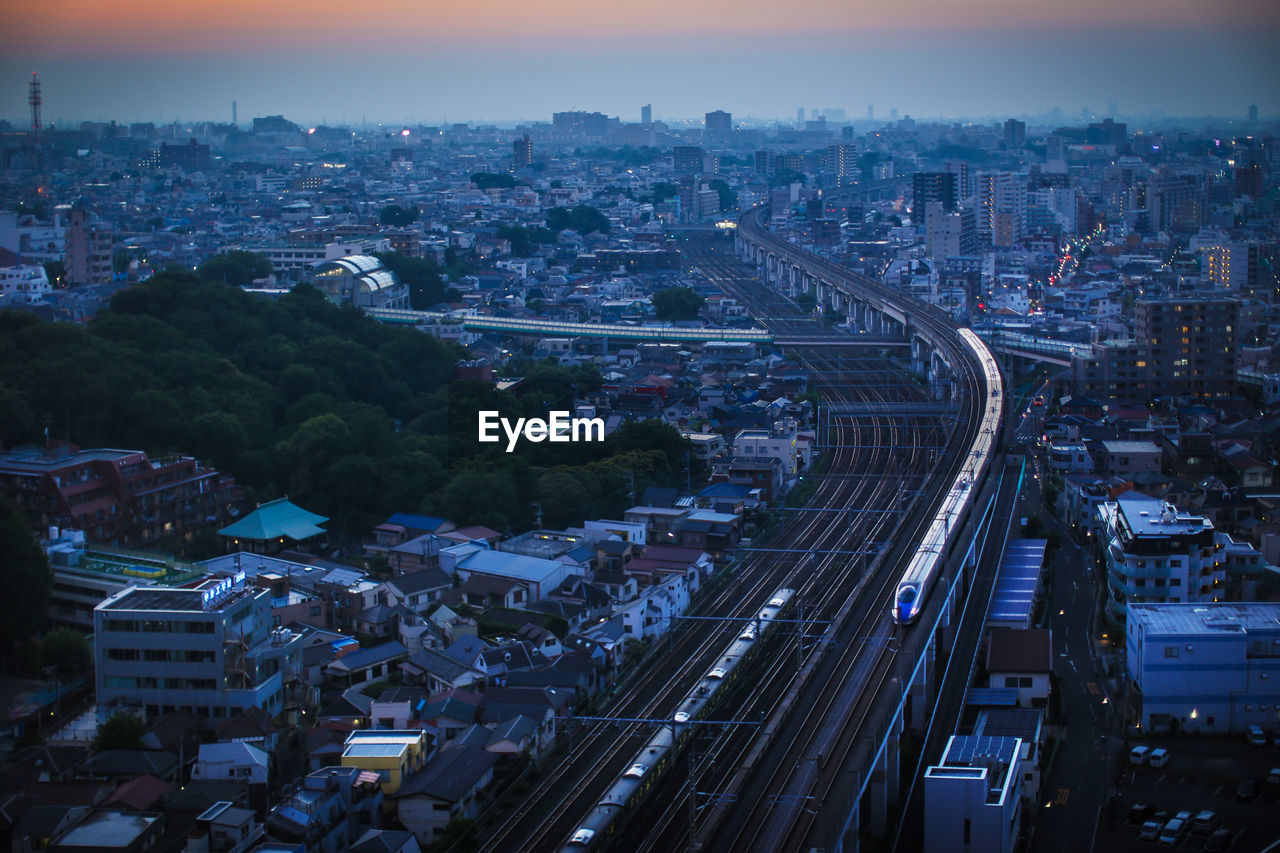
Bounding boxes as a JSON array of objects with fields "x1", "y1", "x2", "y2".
[{"x1": 29, "y1": 72, "x2": 42, "y2": 135}]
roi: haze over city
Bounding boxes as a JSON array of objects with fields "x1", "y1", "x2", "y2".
[{"x1": 2, "y1": 0, "x2": 1279, "y2": 124}]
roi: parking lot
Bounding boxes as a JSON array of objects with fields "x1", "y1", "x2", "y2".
[{"x1": 1094, "y1": 736, "x2": 1280, "y2": 851}]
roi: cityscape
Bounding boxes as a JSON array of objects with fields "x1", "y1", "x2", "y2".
[{"x1": 1, "y1": 4, "x2": 1280, "y2": 853}]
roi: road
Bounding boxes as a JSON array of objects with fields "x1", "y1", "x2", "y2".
[{"x1": 1028, "y1": 449, "x2": 1124, "y2": 853}]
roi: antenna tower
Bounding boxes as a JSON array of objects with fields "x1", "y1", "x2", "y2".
[{"x1": 28, "y1": 72, "x2": 42, "y2": 135}]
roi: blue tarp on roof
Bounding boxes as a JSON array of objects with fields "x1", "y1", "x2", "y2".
[{"x1": 387, "y1": 512, "x2": 451, "y2": 532}]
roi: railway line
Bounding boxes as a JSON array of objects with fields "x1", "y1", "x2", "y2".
[{"x1": 471, "y1": 213, "x2": 997, "y2": 853}]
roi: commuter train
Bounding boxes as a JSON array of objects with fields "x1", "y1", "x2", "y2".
[
  {"x1": 561, "y1": 587, "x2": 798, "y2": 851},
  {"x1": 892, "y1": 328, "x2": 1004, "y2": 625}
]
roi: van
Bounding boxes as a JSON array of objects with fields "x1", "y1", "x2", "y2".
[
  {"x1": 1159, "y1": 817, "x2": 1188, "y2": 846},
  {"x1": 1247, "y1": 725, "x2": 1266, "y2": 747},
  {"x1": 1130, "y1": 745, "x2": 1151, "y2": 765},
  {"x1": 1148, "y1": 748, "x2": 1169, "y2": 768},
  {"x1": 1191, "y1": 810, "x2": 1220, "y2": 835}
]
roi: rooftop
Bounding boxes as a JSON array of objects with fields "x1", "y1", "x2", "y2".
[
  {"x1": 1127, "y1": 602, "x2": 1280, "y2": 637},
  {"x1": 218, "y1": 497, "x2": 328, "y2": 542}
]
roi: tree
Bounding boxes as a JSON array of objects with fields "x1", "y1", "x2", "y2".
[
  {"x1": 0, "y1": 493, "x2": 51, "y2": 652},
  {"x1": 43, "y1": 260, "x2": 65, "y2": 287},
  {"x1": 708, "y1": 179, "x2": 737, "y2": 213},
  {"x1": 197, "y1": 251, "x2": 272, "y2": 286},
  {"x1": 40, "y1": 627, "x2": 92, "y2": 679},
  {"x1": 470, "y1": 172, "x2": 517, "y2": 191},
  {"x1": 652, "y1": 287, "x2": 705, "y2": 321},
  {"x1": 374, "y1": 252, "x2": 448, "y2": 309},
  {"x1": 93, "y1": 711, "x2": 146, "y2": 751},
  {"x1": 378, "y1": 204, "x2": 417, "y2": 227},
  {"x1": 546, "y1": 205, "x2": 610, "y2": 236}
]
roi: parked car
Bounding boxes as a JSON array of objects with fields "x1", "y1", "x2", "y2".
[
  {"x1": 1267, "y1": 767, "x2": 1280, "y2": 786},
  {"x1": 1246, "y1": 724, "x2": 1266, "y2": 747},
  {"x1": 1191, "y1": 810, "x2": 1220, "y2": 835},
  {"x1": 1128, "y1": 803, "x2": 1154, "y2": 824},
  {"x1": 1159, "y1": 817, "x2": 1189, "y2": 846},
  {"x1": 1130, "y1": 745, "x2": 1152, "y2": 765},
  {"x1": 1235, "y1": 779, "x2": 1259, "y2": 801},
  {"x1": 1204, "y1": 828, "x2": 1233, "y2": 852},
  {"x1": 1148, "y1": 748, "x2": 1170, "y2": 768},
  {"x1": 1138, "y1": 821, "x2": 1162, "y2": 841}
]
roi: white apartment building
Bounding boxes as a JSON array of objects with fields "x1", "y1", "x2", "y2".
[{"x1": 734, "y1": 419, "x2": 801, "y2": 478}]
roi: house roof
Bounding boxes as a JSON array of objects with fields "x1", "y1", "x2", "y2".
[
  {"x1": 987, "y1": 628, "x2": 1052, "y2": 674},
  {"x1": 101, "y1": 774, "x2": 169, "y2": 811},
  {"x1": 214, "y1": 706, "x2": 273, "y2": 742},
  {"x1": 386, "y1": 512, "x2": 451, "y2": 533},
  {"x1": 196, "y1": 741, "x2": 268, "y2": 769},
  {"x1": 218, "y1": 497, "x2": 328, "y2": 542},
  {"x1": 392, "y1": 745, "x2": 497, "y2": 802},
  {"x1": 326, "y1": 642, "x2": 408, "y2": 673},
  {"x1": 386, "y1": 568, "x2": 452, "y2": 597}
]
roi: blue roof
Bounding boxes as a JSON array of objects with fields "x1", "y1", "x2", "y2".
[
  {"x1": 966, "y1": 687, "x2": 1022, "y2": 707},
  {"x1": 698, "y1": 482, "x2": 752, "y2": 499},
  {"x1": 989, "y1": 540, "x2": 1045, "y2": 628},
  {"x1": 329, "y1": 642, "x2": 407, "y2": 671},
  {"x1": 387, "y1": 512, "x2": 451, "y2": 532},
  {"x1": 219, "y1": 497, "x2": 327, "y2": 541}
]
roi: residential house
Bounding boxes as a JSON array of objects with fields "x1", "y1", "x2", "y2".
[{"x1": 391, "y1": 745, "x2": 498, "y2": 845}]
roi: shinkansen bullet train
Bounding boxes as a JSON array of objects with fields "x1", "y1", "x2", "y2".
[
  {"x1": 892, "y1": 328, "x2": 1003, "y2": 625},
  {"x1": 562, "y1": 587, "x2": 797, "y2": 851}
]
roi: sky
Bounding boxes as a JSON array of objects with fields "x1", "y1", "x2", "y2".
[{"x1": 2, "y1": 0, "x2": 1279, "y2": 126}]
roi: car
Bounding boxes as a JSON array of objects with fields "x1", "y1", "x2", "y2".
[
  {"x1": 1128, "y1": 803, "x2": 1154, "y2": 824},
  {"x1": 1130, "y1": 745, "x2": 1151, "y2": 765},
  {"x1": 1173, "y1": 810, "x2": 1192, "y2": 823},
  {"x1": 1234, "y1": 779, "x2": 1258, "y2": 801},
  {"x1": 1159, "y1": 818, "x2": 1188, "y2": 846},
  {"x1": 1267, "y1": 767, "x2": 1280, "y2": 786},
  {"x1": 1246, "y1": 724, "x2": 1266, "y2": 747},
  {"x1": 1191, "y1": 810, "x2": 1220, "y2": 835},
  {"x1": 1148, "y1": 748, "x2": 1170, "y2": 768},
  {"x1": 623, "y1": 763, "x2": 647, "y2": 779},
  {"x1": 1204, "y1": 828, "x2": 1233, "y2": 852},
  {"x1": 1138, "y1": 821, "x2": 1162, "y2": 841}
]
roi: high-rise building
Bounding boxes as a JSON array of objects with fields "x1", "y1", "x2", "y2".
[
  {"x1": 513, "y1": 135, "x2": 533, "y2": 170},
  {"x1": 1146, "y1": 174, "x2": 1202, "y2": 233},
  {"x1": 552, "y1": 111, "x2": 613, "y2": 138},
  {"x1": 1002, "y1": 118, "x2": 1026, "y2": 149},
  {"x1": 912, "y1": 172, "x2": 957, "y2": 220},
  {"x1": 705, "y1": 110, "x2": 732, "y2": 142},
  {"x1": 673, "y1": 146, "x2": 705, "y2": 179},
  {"x1": 641, "y1": 103, "x2": 652, "y2": 125},
  {"x1": 1074, "y1": 297, "x2": 1239, "y2": 402},
  {"x1": 797, "y1": 107, "x2": 805, "y2": 124},
  {"x1": 1248, "y1": 104, "x2": 1259, "y2": 122},
  {"x1": 1086, "y1": 118, "x2": 1127, "y2": 147},
  {"x1": 976, "y1": 171, "x2": 1027, "y2": 248},
  {"x1": 826, "y1": 143, "x2": 858, "y2": 187},
  {"x1": 925, "y1": 202, "x2": 979, "y2": 259},
  {"x1": 65, "y1": 205, "x2": 113, "y2": 286}
]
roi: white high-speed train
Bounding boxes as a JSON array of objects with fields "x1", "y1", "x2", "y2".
[{"x1": 892, "y1": 328, "x2": 1003, "y2": 625}]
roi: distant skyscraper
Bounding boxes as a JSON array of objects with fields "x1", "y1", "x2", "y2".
[
  {"x1": 513, "y1": 135, "x2": 533, "y2": 170},
  {"x1": 232, "y1": 100, "x2": 237, "y2": 126},
  {"x1": 826, "y1": 143, "x2": 858, "y2": 187},
  {"x1": 674, "y1": 146, "x2": 704, "y2": 179},
  {"x1": 705, "y1": 110, "x2": 732, "y2": 142},
  {"x1": 890, "y1": 108, "x2": 899, "y2": 121},
  {"x1": 797, "y1": 107, "x2": 805, "y2": 124},
  {"x1": 1249, "y1": 104, "x2": 1259, "y2": 122},
  {"x1": 641, "y1": 103, "x2": 652, "y2": 125},
  {"x1": 1002, "y1": 118, "x2": 1026, "y2": 149},
  {"x1": 867, "y1": 104, "x2": 874, "y2": 120},
  {"x1": 913, "y1": 172, "x2": 957, "y2": 219}
]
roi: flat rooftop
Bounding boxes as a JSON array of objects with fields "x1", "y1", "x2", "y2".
[{"x1": 1128, "y1": 602, "x2": 1280, "y2": 637}]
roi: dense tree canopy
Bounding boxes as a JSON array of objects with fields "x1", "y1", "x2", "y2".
[
  {"x1": 652, "y1": 287, "x2": 706, "y2": 321},
  {"x1": 378, "y1": 204, "x2": 418, "y2": 227},
  {"x1": 0, "y1": 492, "x2": 51, "y2": 651},
  {"x1": 40, "y1": 627, "x2": 92, "y2": 678},
  {"x1": 471, "y1": 172, "x2": 517, "y2": 191},
  {"x1": 197, "y1": 250, "x2": 273, "y2": 286},
  {"x1": 0, "y1": 273, "x2": 695, "y2": 542},
  {"x1": 545, "y1": 205, "x2": 610, "y2": 236},
  {"x1": 373, "y1": 251, "x2": 451, "y2": 309},
  {"x1": 93, "y1": 711, "x2": 146, "y2": 751}
]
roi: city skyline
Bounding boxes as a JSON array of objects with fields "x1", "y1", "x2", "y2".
[{"x1": 2, "y1": 0, "x2": 1278, "y2": 126}]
